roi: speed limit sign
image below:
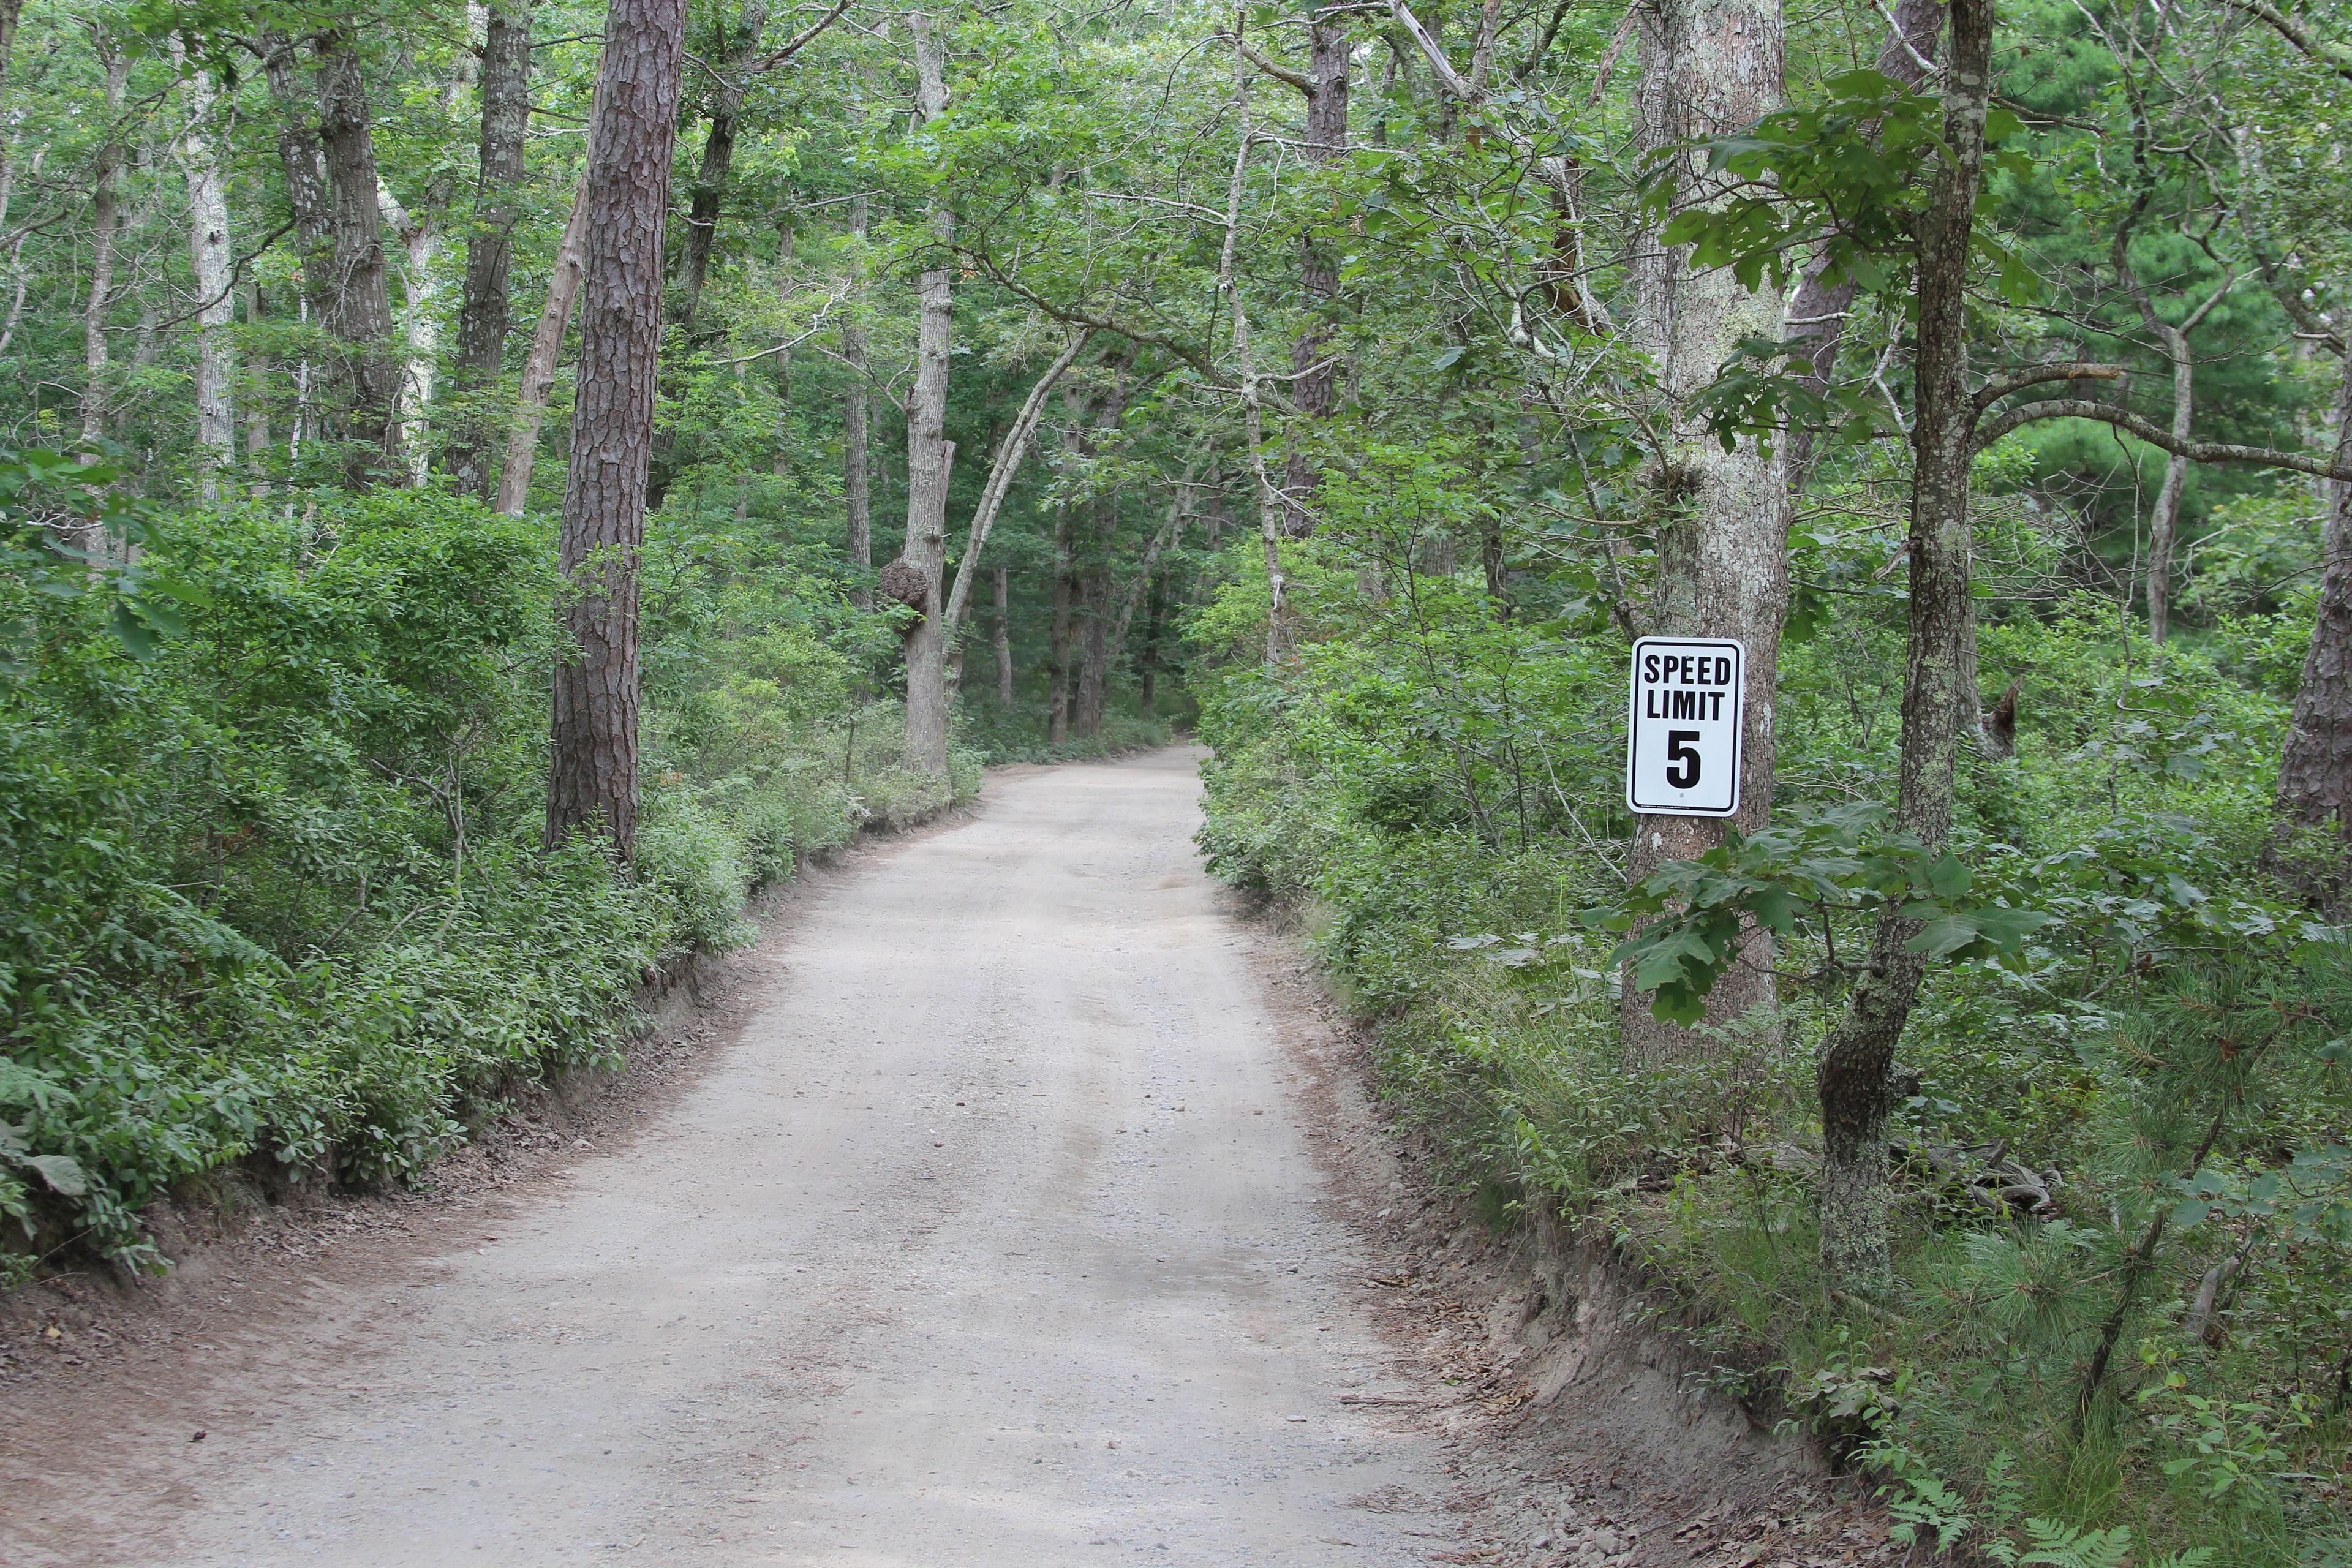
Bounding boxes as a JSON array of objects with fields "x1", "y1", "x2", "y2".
[{"x1": 1624, "y1": 636, "x2": 1745, "y2": 818}]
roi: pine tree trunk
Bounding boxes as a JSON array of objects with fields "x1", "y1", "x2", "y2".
[
  {"x1": 1814, "y1": 0, "x2": 1993, "y2": 1292},
  {"x1": 546, "y1": 0, "x2": 689, "y2": 859},
  {"x1": 994, "y1": 566, "x2": 1014, "y2": 706},
  {"x1": 899, "y1": 12, "x2": 956, "y2": 780},
  {"x1": 450, "y1": 0, "x2": 535, "y2": 496},
  {"x1": 495, "y1": 185, "x2": 588, "y2": 513},
  {"x1": 173, "y1": 39, "x2": 238, "y2": 498},
  {"x1": 314, "y1": 30, "x2": 403, "y2": 481},
  {"x1": 2272, "y1": 349, "x2": 2352, "y2": 910},
  {"x1": 1619, "y1": 0, "x2": 1790, "y2": 1063}
]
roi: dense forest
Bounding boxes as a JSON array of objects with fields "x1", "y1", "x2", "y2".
[{"x1": 2, "y1": 0, "x2": 2351, "y2": 1556}]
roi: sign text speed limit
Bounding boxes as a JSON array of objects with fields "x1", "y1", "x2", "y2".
[{"x1": 1624, "y1": 636, "x2": 1746, "y2": 818}]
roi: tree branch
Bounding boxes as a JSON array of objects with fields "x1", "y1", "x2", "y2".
[
  {"x1": 2223, "y1": 0, "x2": 2352, "y2": 81},
  {"x1": 750, "y1": 0, "x2": 853, "y2": 72},
  {"x1": 1975, "y1": 398, "x2": 2352, "y2": 480},
  {"x1": 941, "y1": 330, "x2": 1090, "y2": 629},
  {"x1": 1213, "y1": 31, "x2": 1311, "y2": 94},
  {"x1": 1970, "y1": 362, "x2": 2128, "y2": 415}
]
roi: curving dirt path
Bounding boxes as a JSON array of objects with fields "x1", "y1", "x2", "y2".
[{"x1": 3, "y1": 750, "x2": 1476, "y2": 1566}]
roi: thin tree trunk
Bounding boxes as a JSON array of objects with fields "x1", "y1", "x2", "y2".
[
  {"x1": 2272, "y1": 347, "x2": 2352, "y2": 908},
  {"x1": 546, "y1": 0, "x2": 689, "y2": 859},
  {"x1": 495, "y1": 183, "x2": 588, "y2": 513},
  {"x1": 1813, "y1": 0, "x2": 1992, "y2": 1292},
  {"x1": 943, "y1": 333, "x2": 1088, "y2": 630},
  {"x1": 674, "y1": 0, "x2": 767, "y2": 334},
  {"x1": 1618, "y1": 0, "x2": 1791, "y2": 1063},
  {"x1": 244, "y1": 279, "x2": 273, "y2": 490},
  {"x1": 2115, "y1": 232, "x2": 2234, "y2": 644},
  {"x1": 1279, "y1": 6, "x2": 1348, "y2": 536},
  {"x1": 0, "y1": 146, "x2": 39, "y2": 361},
  {"x1": 1219, "y1": 23, "x2": 1289, "y2": 663},
  {"x1": 379, "y1": 184, "x2": 445, "y2": 484},
  {"x1": 1780, "y1": 0, "x2": 1937, "y2": 497},
  {"x1": 0, "y1": 0, "x2": 23, "y2": 89},
  {"x1": 1048, "y1": 522, "x2": 1073, "y2": 744},
  {"x1": 899, "y1": 12, "x2": 956, "y2": 780},
  {"x1": 450, "y1": 0, "x2": 534, "y2": 496},
  {"x1": 993, "y1": 565, "x2": 1014, "y2": 706},
  {"x1": 77, "y1": 42, "x2": 127, "y2": 472},
  {"x1": 314, "y1": 29, "x2": 403, "y2": 481},
  {"x1": 173, "y1": 38, "x2": 238, "y2": 499},
  {"x1": 1138, "y1": 574, "x2": 1163, "y2": 718},
  {"x1": 843, "y1": 195, "x2": 873, "y2": 608}
]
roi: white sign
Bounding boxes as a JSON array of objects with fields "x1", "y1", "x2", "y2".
[{"x1": 1624, "y1": 636, "x2": 1746, "y2": 818}]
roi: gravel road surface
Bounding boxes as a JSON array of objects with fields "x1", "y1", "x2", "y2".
[{"x1": 6, "y1": 750, "x2": 1470, "y2": 1566}]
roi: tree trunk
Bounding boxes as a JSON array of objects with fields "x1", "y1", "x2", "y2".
[
  {"x1": 1619, "y1": 0, "x2": 1790, "y2": 1063},
  {"x1": 993, "y1": 566, "x2": 1014, "y2": 706},
  {"x1": 449, "y1": 0, "x2": 535, "y2": 496},
  {"x1": 1780, "y1": 0, "x2": 1937, "y2": 497},
  {"x1": 843, "y1": 195, "x2": 873, "y2": 608},
  {"x1": 244, "y1": 279, "x2": 274, "y2": 491},
  {"x1": 0, "y1": 0, "x2": 23, "y2": 89},
  {"x1": 546, "y1": 0, "x2": 689, "y2": 859},
  {"x1": 899, "y1": 12, "x2": 956, "y2": 780},
  {"x1": 173, "y1": 39, "x2": 238, "y2": 499},
  {"x1": 1139, "y1": 573, "x2": 1163, "y2": 718},
  {"x1": 1047, "y1": 525, "x2": 1073, "y2": 745},
  {"x1": 1074, "y1": 567, "x2": 1111, "y2": 738},
  {"x1": 2272, "y1": 348, "x2": 2352, "y2": 909},
  {"x1": 496, "y1": 184, "x2": 588, "y2": 513},
  {"x1": 1279, "y1": 7, "x2": 1349, "y2": 537},
  {"x1": 263, "y1": 35, "x2": 337, "y2": 320},
  {"x1": 76, "y1": 43, "x2": 126, "y2": 471},
  {"x1": 379, "y1": 184, "x2": 445, "y2": 484},
  {"x1": 1814, "y1": 0, "x2": 1992, "y2": 1292},
  {"x1": 674, "y1": 0, "x2": 767, "y2": 335},
  {"x1": 2113, "y1": 237, "x2": 2234, "y2": 644},
  {"x1": 314, "y1": 30, "x2": 403, "y2": 481}
]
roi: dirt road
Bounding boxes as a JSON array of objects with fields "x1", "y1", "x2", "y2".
[{"x1": 7, "y1": 750, "x2": 1477, "y2": 1566}]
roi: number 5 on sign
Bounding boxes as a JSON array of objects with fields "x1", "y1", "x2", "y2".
[{"x1": 1624, "y1": 636, "x2": 1746, "y2": 818}]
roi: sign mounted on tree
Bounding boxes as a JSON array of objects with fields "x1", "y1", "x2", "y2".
[{"x1": 1624, "y1": 637, "x2": 1746, "y2": 818}]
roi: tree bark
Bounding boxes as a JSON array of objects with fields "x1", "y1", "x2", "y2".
[
  {"x1": 1279, "y1": 7, "x2": 1349, "y2": 536},
  {"x1": 546, "y1": 0, "x2": 689, "y2": 859},
  {"x1": 263, "y1": 35, "x2": 337, "y2": 321},
  {"x1": 244, "y1": 279, "x2": 274, "y2": 489},
  {"x1": 2272, "y1": 348, "x2": 2352, "y2": 908},
  {"x1": 993, "y1": 565, "x2": 1014, "y2": 706},
  {"x1": 76, "y1": 43, "x2": 127, "y2": 470},
  {"x1": 1074, "y1": 567, "x2": 1112, "y2": 737},
  {"x1": 1780, "y1": 0, "x2": 1938, "y2": 497},
  {"x1": 1619, "y1": 0, "x2": 1790, "y2": 1063},
  {"x1": 1813, "y1": 0, "x2": 1992, "y2": 1292},
  {"x1": 843, "y1": 195, "x2": 873, "y2": 608},
  {"x1": 173, "y1": 37, "x2": 238, "y2": 499},
  {"x1": 899, "y1": 12, "x2": 957, "y2": 780},
  {"x1": 675, "y1": 0, "x2": 768, "y2": 335},
  {"x1": 1047, "y1": 522, "x2": 1073, "y2": 744},
  {"x1": 0, "y1": 0, "x2": 24, "y2": 90},
  {"x1": 496, "y1": 184, "x2": 588, "y2": 513},
  {"x1": 314, "y1": 29, "x2": 403, "y2": 481},
  {"x1": 449, "y1": 0, "x2": 535, "y2": 496}
]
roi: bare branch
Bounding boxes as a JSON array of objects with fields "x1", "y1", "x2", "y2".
[
  {"x1": 1213, "y1": 30, "x2": 1311, "y2": 94},
  {"x1": 942, "y1": 330, "x2": 1090, "y2": 628},
  {"x1": 1975, "y1": 398, "x2": 2352, "y2": 480},
  {"x1": 750, "y1": 0, "x2": 853, "y2": 72},
  {"x1": 1970, "y1": 362, "x2": 2128, "y2": 414}
]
